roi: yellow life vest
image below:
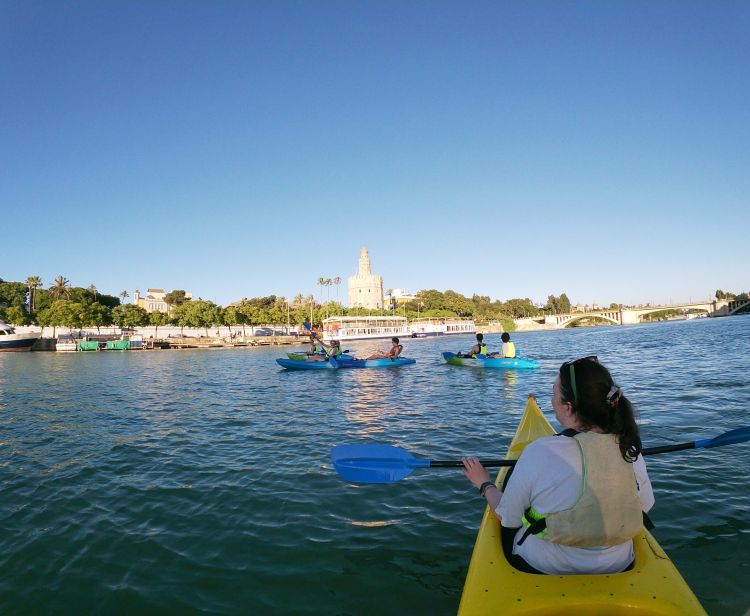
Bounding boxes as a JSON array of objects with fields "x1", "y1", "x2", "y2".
[
  {"x1": 503, "y1": 341, "x2": 516, "y2": 358},
  {"x1": 519, "y1": 432, "x2": 643, "y2": 548}
]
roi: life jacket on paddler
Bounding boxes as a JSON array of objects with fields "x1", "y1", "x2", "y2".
[
  {"x1": 325, "y1": 343, "x2": 343, "y2": 358},
  {"x1": 472, "y1": 343, "x2": 488, "y2": 358},
  {"x1": 310, "y1": 342, "x2": 321, "y2": 353},
  {"x1": 517, "y1": 431, "x2": 644, "y2": 548},
  {"x1": 503, "y1": 341, "x2": 516, "y2": 358}
]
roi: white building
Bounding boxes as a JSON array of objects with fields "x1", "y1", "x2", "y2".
[
  {"x1": 347, "y1": 247, "x2": 384, "y2": 310},
  {"x1": 134, "y1": 288, "x2": 193, "y2": 314}
]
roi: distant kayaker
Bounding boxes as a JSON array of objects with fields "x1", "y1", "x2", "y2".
[
  {"x1": 462, "y1": 356, "x2": 654, "y2": 575},
  {"x1": 309, "y1": 336, "x2": 322, "y2": 355},
  {"x1": 488, "y1": 332, "x2": 516, "y2": 358},
  {"x1": 458, "y1": 333, "x2": 487, "y2": 358},
  {"x1": 307, "y1": 336, "x2": 344, "y2": 361},
  {"x1": 364, "y1": 337, "x2": 403, "y2": 360}
]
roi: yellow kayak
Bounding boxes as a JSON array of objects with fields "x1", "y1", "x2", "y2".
[{"x1": 458, "y1": 395, "x2": 707, "y2": 615}]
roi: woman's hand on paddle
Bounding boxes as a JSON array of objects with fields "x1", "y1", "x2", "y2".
[{"x1": 462, "y1": 456, "x2": 491, "y2": 489}]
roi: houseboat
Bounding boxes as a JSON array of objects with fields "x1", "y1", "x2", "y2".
[
  {"x1": 321, "y1": 315, "x2": 476, "y2": 341},
  {"x1": 408, "y1": 317, "x2": 476, "y2": 337},
  {"x1": 322, "y1": 316, "x2": 411, "y2": 341},
  {"x1": 0, "y1": 322, "x2": 41, "y2": 351}
]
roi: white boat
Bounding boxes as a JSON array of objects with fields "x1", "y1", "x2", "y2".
[
  {"x1": 322, "y1": 316, "x2": 410, "y2": 341},
  {"x1": 0, "y1": 322, "x2": 41, "y2": 352},
  {"x1": 408, "y1": 317, "x2": 476, "y2": 337},
  {"x1": 56, "y1": 335, "x2": 78, "y2": 352},
  {"x1": 321, "y1": 315, "x2": 476, "y2": 341}
]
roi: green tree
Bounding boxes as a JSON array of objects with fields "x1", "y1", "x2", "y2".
[
  {"x1": 112, "y1": 304, "x2": 148, "y2": 328},
  {"x1": 149, "y1": 311, "x2": 170, "y2": 338},
  {"x1": 5, "y1": 305, "x2": 30, "y2": 325},
  {"x1": 81, "y1": 302, "x2": 112, "y2": 334},
  {"x1": 0, "y1": 281, "x2": 29, "y2": 308},
  {"x1": 164, "y1": 290, "x2": 188, "y2": 307}
]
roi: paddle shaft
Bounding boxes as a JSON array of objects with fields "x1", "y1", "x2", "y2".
[
  {"x1": 431, "y1": 460, "x2": 514, "y2": 468},
  {"x1": 431, "y1": 443, "x2": 697, "y2": 468}
]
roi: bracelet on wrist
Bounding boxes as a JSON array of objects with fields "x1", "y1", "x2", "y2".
[{"x1": 478, "y1": 481, "x2": 495, "y2": 497}]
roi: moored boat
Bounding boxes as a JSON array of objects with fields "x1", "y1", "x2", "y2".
[
  {"x1": 55, "y1": 335, "x2": 78, "y2": 352},
  {"x1": 409, "y1": 317, "x2": 476, "y2": 337},
  {"x1": 0, "y1": 322, "x2": 41, "y2": 351},
  {"x1": 442, "y1": 351, "x2": 539, "y2": 369},
  {"x1": 457, "y1": 395, "x2": 706, "y2": 615},
  {"x1": 323, "y1": 315, "x2": 410, "y2": 342}
]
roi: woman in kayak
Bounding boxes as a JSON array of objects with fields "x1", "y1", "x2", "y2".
[
  {"x1": 462, "y1": 356, "x2": 654, "y2": 575},
  {"x1": 307, "y1": 337, "x2": 344, "y2": 361},
  {"x1": 363, "y1": 337, "x2": 403, "y2": 360}
]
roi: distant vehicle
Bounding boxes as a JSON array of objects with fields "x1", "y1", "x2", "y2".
[{"x1": 254, "y1": 328, "x2": 272, "y2": 336}]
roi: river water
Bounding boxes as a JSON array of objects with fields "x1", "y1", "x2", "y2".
[{"x1": 1, "y1": 317, "x2": 748, "y2": 614}]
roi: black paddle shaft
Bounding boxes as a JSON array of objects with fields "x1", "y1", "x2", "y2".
[
  {"x1": 430, "y1": 460, "x2": 516, "y2": 468},
  {"x1": 430, "y1": 442, "x2": 698, "y2": 468}
]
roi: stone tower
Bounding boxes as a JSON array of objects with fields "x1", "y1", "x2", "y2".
[{"x1": 347, "y1": 247, "x2": 384, "y2": 309}]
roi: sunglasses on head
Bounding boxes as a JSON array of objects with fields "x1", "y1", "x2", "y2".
[{"x1": 562, "y1": 356, "x2": 599, "y2": 404}]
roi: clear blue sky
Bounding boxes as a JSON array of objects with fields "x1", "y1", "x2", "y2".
[{"x1": 2, "y1": 1, "x2": 748, "y2": 307}]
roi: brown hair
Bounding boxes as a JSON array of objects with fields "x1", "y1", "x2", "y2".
[{"x1": 558, "y1": 358, "x2": 642, "y2": 462}]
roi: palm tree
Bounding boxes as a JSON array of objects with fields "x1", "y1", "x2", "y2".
[
  {"x1": 333, "y1": 277, "x2": 341, "y2": 304},
  {"x1": 317, "y1": 277, "x2": 325, "y2": 308},
  {"x1": 26, "y1": 276, "x2": 42, "y2": 313},
  {"x1": 49, "y1": 275, "x2": 70, "y2": 300},
  {"x1": 88, "y1": 284, "x2": 98, "y2": 302},
  {"x1": 119, "y1": 290, "x2": 129, "y2": 304},
  {"x1": 325, "y1": 278, "x2": 333, "y2": 318}
]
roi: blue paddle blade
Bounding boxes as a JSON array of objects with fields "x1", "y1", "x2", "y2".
[
  {"x1": 331, "y1": 444, "x2": 430, "y2": 483},
  {"x1": 303, "y1": 321, "x2": 312, "y2": 331},
  {"x1": 329, "y1": 356, "x2": 339, "y2": 368},
  {"x1": 695, "y1": 426, "x2": 750, "y2": 449}
]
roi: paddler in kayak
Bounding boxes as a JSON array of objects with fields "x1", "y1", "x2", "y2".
[
  {"x1": 462, "y1": 356, "x2": 654, "y2": 575},
  {"x1": 457, "y1": 333, "x2": 487, "y2": 358},
  {"x1": 307, "y1": 336, "x2": 344, "y2": 361},
  {"x1": 363, "y1": 337, "x2": 403, "y2": 360},
  {"x1": 488, "y1": 332, "x2": 516, "y2": 358},
  {"x1": 308, "y1": 335, "x2": 323, "y2": 356}
]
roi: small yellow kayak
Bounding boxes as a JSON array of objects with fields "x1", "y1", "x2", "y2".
[{"x1": 458, "y1": 395, "x2": 707, "y2": 615}]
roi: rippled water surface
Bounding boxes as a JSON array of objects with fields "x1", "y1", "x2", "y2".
[{"x1": 1, "y1": 317, "x2": 749, "y2": 614}]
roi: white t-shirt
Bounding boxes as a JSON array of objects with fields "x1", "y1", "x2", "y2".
[{"x1": 497, "y1": 434, "x2": 654, "y2": 575}]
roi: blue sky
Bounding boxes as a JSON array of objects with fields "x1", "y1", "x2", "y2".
[{"x1": 2, "y1": 1, "x2": 748, "y2": 307}]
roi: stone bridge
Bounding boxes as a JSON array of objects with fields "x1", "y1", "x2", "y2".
[{"x1": 514, "y1": 298, "x2": 750, "y2": 330}]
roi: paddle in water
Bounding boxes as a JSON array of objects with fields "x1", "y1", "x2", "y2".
[{"x1": 331, "y1": 426, "x2": 750, "y2": 483}]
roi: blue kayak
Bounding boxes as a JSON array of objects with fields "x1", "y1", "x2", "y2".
[
  {"x1": 277, "y1": 356, "x2": 416, "y2": 370},
  {"x1": 442, "y1": 351, "x2": 539, "y2": 369},
  {"x1": 337, "y1": 357, "x2": 416, "y2": 369},
  {"x1": 276, "y1": 358, "x2": 339, "y2": 370}
]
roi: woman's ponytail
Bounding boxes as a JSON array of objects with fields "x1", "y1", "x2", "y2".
[{"x1": 558, "y1": 359, "x2": 642, "y2": 462}]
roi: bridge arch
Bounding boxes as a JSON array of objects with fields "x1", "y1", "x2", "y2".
[
  {"x1": 728, "y1": 299, "x2": 750, "y2": 315},
  {"x1": 558, "y1": 313, "x2": 621, "y2": 328}
]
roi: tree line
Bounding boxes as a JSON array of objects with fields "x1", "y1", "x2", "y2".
[{"x1": 0, "y1": 275, "x2": 599, "y2": 334}]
